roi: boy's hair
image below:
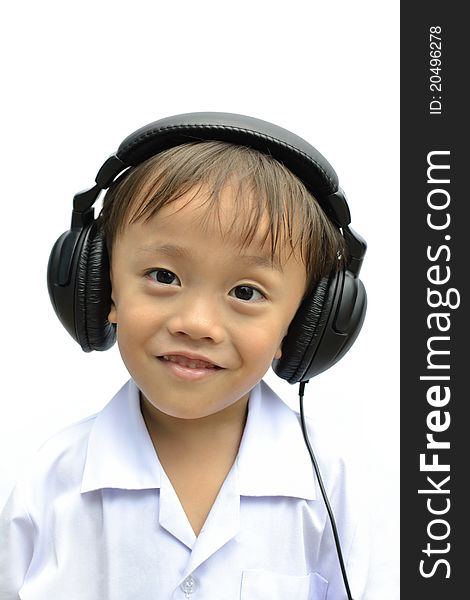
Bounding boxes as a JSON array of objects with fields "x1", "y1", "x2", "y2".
[{"x1": 98, "y1": 141, "x2": 347, "y2": 298}]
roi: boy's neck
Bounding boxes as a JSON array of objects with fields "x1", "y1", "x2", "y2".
[{"x1": 139, "y1": 392, "x2": 250, "y2": 459}]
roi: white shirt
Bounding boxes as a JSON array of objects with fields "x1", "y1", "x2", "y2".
[{"x1": 0, "y1": 379, "x2": 371, "y2": 599}]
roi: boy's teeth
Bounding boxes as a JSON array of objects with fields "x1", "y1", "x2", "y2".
[{"x1": 162, "y1": 355, "x2": 215, "y2": 369}]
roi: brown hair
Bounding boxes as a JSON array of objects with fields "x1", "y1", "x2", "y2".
[{"x1": 98, "y1": 141, "x2": 347, "y2": 297}]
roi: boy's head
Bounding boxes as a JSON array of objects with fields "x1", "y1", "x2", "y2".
[
  {"x1": 97, "y1": 141, "x2": 347, "y2": 420},
  {"x1": 47, "y1": 112, "x2": 367, "y2": 395}
]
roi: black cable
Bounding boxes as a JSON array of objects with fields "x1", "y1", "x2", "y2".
[{"x1": 298, "y1": 381, "x2": 354, "y2": 600}]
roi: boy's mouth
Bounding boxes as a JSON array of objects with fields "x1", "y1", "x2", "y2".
[{"x1": 158, "y1": 355, "x2": 222, "y2": 370}]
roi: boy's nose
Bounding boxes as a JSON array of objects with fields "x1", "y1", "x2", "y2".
[{"x1": 165, "y1": 294, "x2": 225, "y2": 343}]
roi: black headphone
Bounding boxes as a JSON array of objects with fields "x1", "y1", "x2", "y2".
[{"x1": 47, "y1": 112, "x2": 367, "y2": 384}]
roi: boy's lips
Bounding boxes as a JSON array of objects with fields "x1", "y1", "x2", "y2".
[
  {"x1": 157, "y1": 352, "x2": 224, "y2": 369},
  {"x1": 156, "y1": 352, "x2": 225, "y2": 382}
]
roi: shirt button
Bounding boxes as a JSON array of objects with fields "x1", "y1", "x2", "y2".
[{"x1": 180, "y1": 574, "x2": 198, "y2": 596}]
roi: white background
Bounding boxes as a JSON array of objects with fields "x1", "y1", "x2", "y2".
[{"x1": 0, "y1": 1, "x2": 399, "y2": 597}]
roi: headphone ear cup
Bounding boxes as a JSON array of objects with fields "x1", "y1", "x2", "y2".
[
  {"x1": 272, "y1": 269, "x2": 367, "y2": 383},
  {"x1": 75, "y1": 225, "x2": 116, "y2": 352},
  {"x1": 272, "y1": 276, "x2": 331, "y2": 383}
]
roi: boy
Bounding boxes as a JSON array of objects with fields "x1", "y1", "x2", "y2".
[{"x1": 0, "y1": 113, "x2": 370, "y2": 599}]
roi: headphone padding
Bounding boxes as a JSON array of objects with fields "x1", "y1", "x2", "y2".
[
  {"x1": 273, "y1": 277, "x2": 331, "y2": 383},
  {"x1": 75, "y1": 225, "x2": 116, "y2": 352}
]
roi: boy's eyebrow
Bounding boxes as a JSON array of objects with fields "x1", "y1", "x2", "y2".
[{"x1": 136, "y1": 243, "x2": 284, "y2": 272}]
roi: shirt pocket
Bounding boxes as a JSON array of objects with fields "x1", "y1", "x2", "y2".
[{"x1": 240, "y1": 569, "x2": 328, "y2": 600}]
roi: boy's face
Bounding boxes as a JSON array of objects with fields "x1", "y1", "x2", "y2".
[{"x1": 108, "y1": 184, "x2": 308, "y2": 421}]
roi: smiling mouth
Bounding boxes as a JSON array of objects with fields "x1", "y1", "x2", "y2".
[{"x1": 158, "y1": 355, "x2": 223, "y2": 370}]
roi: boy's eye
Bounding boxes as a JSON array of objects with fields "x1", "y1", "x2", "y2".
[
  {"x1": 145, "y1": 271, "x2": 264, "y2": 302},
  {"x1": 146, "y1": 269, "x2": 180, "y2": 285},
  {"x1": 229, "y1": 285, "x2": 265, "y2": 302}
]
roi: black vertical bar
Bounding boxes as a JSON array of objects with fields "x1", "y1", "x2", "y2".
[{"x1": 401, "y1": 4, "x2": 467, "y2": 597}]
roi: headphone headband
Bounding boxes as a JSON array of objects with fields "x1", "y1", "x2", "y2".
[
  {"x1": 117, "y1": 113, "x2": 339, "y2": 194},
  {"x1": 75, "y1": 112, "x2": 355, "y2": 233}
]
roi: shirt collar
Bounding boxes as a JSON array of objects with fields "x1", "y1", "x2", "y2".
[
  {"x1": 237, "y1": 379, "x2": 316, "y2": 500},
  {"x1": 81, "y1": 380, "x2": 160, "y2": 493},
  {"x1": 81, "y1": 379, "x2": 316, "y2": 500}
]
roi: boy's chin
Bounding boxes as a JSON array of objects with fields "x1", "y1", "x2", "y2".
[{"x1": 139, "y1": 385, "x2": 251, "y2": 423}]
